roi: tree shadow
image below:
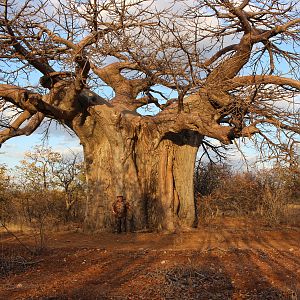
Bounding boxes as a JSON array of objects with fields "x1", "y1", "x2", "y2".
[{"x1": 1, "y1": 223, "x2": 299, "y2": 299}]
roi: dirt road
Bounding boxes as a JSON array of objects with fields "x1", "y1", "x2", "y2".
[{"x1": 1, "y1": 218, "x2": 299, "y2": 299}]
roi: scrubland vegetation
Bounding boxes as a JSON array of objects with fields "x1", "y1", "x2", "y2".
[
  {"x1": 0, "y1": 146, "x2": 86, "y2": 251},
  {"x1": 1, "y1": 145, "x2": 299, "y2": 253},
  {"x1": 195, "y1": 159, "x2": 300, "y2": 226}
]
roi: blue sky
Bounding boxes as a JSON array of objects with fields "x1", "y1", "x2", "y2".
[{"x1": 0, "y1": 123, "x2": 82, "y2": 168}]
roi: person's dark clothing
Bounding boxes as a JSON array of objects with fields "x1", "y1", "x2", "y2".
[{"x1": 112, "y1": 197, "x2": 128, "y2": 233}]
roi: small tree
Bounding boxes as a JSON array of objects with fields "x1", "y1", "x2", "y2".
[
  {"x1": 16, "y1": 146, "x2": 60, "y2": 191},
  {"x1": 12, "y1": 146, "x2": 84, "y2": 248},
  {"x1": 50, "y1": 152, "x2": 85, "y2": 221},
  {"x1": 0, "y1": 164, "x2": 12, "y2": 225},
  {"x1": 16, "y1": 146, "x2": 85, "y2": 222}
]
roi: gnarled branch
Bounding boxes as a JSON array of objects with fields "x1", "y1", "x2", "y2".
[{"x1": 0, "y1": 111, "x2": 44, "y2": 145}]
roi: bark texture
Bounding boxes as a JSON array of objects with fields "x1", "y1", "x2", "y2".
[{"x1": 79, "y1": 110, "x2": 202, "y2": 232}]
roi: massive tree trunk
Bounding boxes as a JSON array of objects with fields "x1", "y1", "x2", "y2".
[{"x1": 74, "y1": 108, "x2": 202, "y2": 232}]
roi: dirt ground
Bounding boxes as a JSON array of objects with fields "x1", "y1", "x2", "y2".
[{"x1": 0, "y1": 217, "x2": 300, "y2": 300}]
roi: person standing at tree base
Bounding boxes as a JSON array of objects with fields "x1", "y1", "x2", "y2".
[{"x1": 112, "y1": 195, "x2": 128, "y2": 233}]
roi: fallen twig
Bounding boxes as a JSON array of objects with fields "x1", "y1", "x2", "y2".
[{"x1": 1, "y1": 224, "x2": 34, "y2": 254}]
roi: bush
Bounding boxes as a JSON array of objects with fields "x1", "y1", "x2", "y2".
[
  {"x1": 258, "y1": 184, "x2": 288, "y2": 225},
  {"x1": 194, "y1": 161, "x2": 298, "y2": 226}
]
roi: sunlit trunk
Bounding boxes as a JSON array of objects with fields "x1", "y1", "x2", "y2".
[{"x1": 80, "y1": 118, "x2": 201, "y2": 232}]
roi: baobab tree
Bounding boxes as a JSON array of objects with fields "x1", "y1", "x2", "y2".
[{"x1": 0, "y1": 0, "x2": 299, "y2": 231}]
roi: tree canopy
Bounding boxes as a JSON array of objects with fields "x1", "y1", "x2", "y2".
[{"x1": 0, "y1": 0, "x2": 299, "y2": 158}]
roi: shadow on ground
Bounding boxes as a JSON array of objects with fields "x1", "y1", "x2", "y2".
[{"x1": 0, "y1": 217, "x2": 299, "y2": 299}]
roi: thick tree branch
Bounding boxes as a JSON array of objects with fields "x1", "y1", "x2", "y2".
[
  {"x1": 0, "y1": 85, "x2": 39, "y2": 113},
  {"x1": 239, "y1": 0, "x2": 250, "y2": 10},
  {"x1": 129, "y1": 95, "x2": 161, "y2": 110},
  {"x1": 223, "y1": 0, "x2": 252, "y2": 33},
  {"x1": 0, "y1": 84, "x2": 77, "y2": 121},
  {"x1": 226, "y1": 75, "x2": 300, "y2": 91},
  {"x1": 3, "y1": 22, "x2": 54, "y2": 75},
  {"x1": 0, "y1": 111, "x2": 44, "y2": 145},
  {"x1": 205, "y1": 33, "x2": 253, "y2": 86},
  {"x1": 91, "y1": 62, "x2": 151, "y2": 103},
  {"x1": 0, "y1": 0, "x2": 299, "y2": 158},
  {"x1": 251, "y1": 18, "x2": 300, "y2": 43},
  {"x1": 203, "y1": 44, "x2": 239, "y2": 68}
]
